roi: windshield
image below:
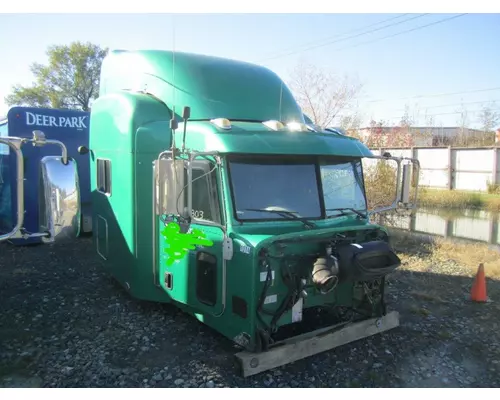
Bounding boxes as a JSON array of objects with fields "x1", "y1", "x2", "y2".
[
  {"x1": 229, "y1": 157, "x2": 322, "y2": 220},
  {"x1": 320, "y1": 159, "x2": 367, "y2": 217},
  {"x1": 228, "y1": 156, "x2": 367, "y2": 221}
]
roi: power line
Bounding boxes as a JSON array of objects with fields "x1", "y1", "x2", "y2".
[
  {"x1": 420, "y1": 99, "x2": 500, "y2": 110},
  {"x1": 338, "y1": 104, "x2": 500, "y2": 127},
  {"x1": 385, "y1": 107, "x2": 500, "y2": 120},
  {"x1": 431, "y1": 109, "x2": 500, "y2": 117},
  {"x1": 347, "y1": 98, "x2": 500, "y2": 111},
  {"x1": 258, "y1": 13, "x2": 429, "y2": 62},
  {"x1": 364, "y1": 85, "x2": 500, "y2": 104},
  {"x1": 258, "y1": 13, "x2": 410, "y2": 62},
  {"x1": 333, "y1": 98, "x2": 500, "y2": 118},
  {"x1": 323, "y1": 13, "x2": 468, "y2": 62},
  {"x1": 382, "y1": 99, "x2": 500, "y2": 114}
]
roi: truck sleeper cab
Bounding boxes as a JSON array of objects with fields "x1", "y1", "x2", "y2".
[{"x1": 88, "y1": 49, "x2": 419, "y2": 371}]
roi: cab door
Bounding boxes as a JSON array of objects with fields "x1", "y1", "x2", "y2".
[{"x1": 157, "y1": 160, "x2": 226, "y2": 316}]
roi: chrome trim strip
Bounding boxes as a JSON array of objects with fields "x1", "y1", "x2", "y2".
[
  {"x1": 152, "y1": 161, "x2": 159, "y2": 286},
  {"x1": 0, "y1": 138, "x2": 24, "y2": 242}
]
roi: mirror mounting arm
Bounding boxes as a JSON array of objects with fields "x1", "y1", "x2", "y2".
[
  {"x1": 0, "y1": 131, "x2": 77, "y2": 243},
  {"x1": 27, "y1": 130, "x2": 69, "y2": 165},
  {"x1": 0, "y1": 137, "x2": 25, "y2": 242}
]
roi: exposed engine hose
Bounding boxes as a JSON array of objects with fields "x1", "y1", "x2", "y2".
[
  {"x1": 256, "y1": 252, "x2": 342, "y2": 347},
  {"x1": 312, "y1": 256, "x2": 339, "y2": 294},
  {"x1": 257, "y1": 257, "x2": 300, "y2": 336}
]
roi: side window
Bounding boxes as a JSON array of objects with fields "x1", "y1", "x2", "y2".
[
  {"x1": 96, "y1": 158, "x2": 112, "y2": 195},
  {"x1": 185, "y1": 164, "x2": 221, "y2": 224}
]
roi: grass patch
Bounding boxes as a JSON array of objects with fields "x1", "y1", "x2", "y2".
[
  {"x1": 418, "y1": 188, "x2": 500, "y2": 212},
  {"x1": 391, "y1": 232, "x2": 500, "y2": 280},
  {"x1": 487, "y1": 182, "x2": 500, "y2": 195},
  {"x1": 430, "y1": 238, "x2": 500, "y2": 279}
]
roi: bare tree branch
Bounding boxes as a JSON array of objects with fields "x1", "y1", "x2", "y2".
[{"x1": 287, "y1": 60, "x2": 363, "y2": 129}]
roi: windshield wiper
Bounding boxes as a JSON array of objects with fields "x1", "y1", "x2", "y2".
[
  {"x1": 243, "y1": 208, "x2": 316, "y2": 229},
  {"x1": 325, "y1": 208, "x2": 367, "y2": 219}
]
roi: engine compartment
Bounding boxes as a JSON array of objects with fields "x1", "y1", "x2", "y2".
[{"x1": 253, "y1": 227, "x2": 401, "y2": 352}]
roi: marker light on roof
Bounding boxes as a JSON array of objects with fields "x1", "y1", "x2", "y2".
[
  {"x1": 210, "y1": 118, "x2": 232, "y2": 130},
  {"x1": 263, "y1": 120, "x2": 285, "y2": 131},
  {"x1": 287, "y1": 121, "x2": 308, "y2": 132}
]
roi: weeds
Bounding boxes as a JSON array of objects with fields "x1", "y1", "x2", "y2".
[
  {"x1": 362, "y1": 158, "x2": 500, "y2": 212},
  {"x1": 363, "y1": 159, "x2": 398, "y2": 210},
  {"x1": 418, "y1": 188, "x2": 500, "y2": 212},
  {"x1": 430, "y1": 237, "x2": 500, "y2": 279},
  {"x1": 390, "y1": 231, "x2": 500, "y2": 280},
  {"x1": 487, "y1": 181, "x2": 500, "y2": 195}
]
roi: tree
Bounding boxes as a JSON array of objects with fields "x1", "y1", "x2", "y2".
[
  {"x1": 364, "y1": 118, "x2": 415, "y2": 148},
  {"x1": 399, "y1": 104, "x2": 414, "y2": 128},
  {"x1": 5, "y1": 41, "x2": 108, "y2": 112},
  {"x1": 422, "y1": 112, "x2": 437, "y2": 145},
  {"x1": 338, "y1": 107, "x2": 364, "y2": 139},
  {"x1": 476, "y1": 103, "x2": 499, "y2": 146},
  {"x1": 478, "y1": 103, "x2": 499, "y2": 132},
  {"x1": 287, "y1": 60, "x2": 363, "y2": 129},
  {"x1": 454, "y1": 103, "x2": 470, "y2": 146}
]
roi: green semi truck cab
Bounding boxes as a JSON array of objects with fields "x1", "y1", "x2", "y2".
[{"x1": 78, "y1": 49, "x2": 419, "y2": 375}]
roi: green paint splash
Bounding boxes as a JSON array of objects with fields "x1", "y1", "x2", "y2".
[{"x1": 161, "y1": 221, "x2": 214, "y2": 266}]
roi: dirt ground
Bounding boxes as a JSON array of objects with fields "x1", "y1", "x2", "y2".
[{"x1": 0, "y1": 232, "x2": 499, "y2": 388}]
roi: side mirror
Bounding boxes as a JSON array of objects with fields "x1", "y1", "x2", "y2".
[
  {"x1": 365, "y1": 155, "x2": 420, "y2": 217},
  {"x1": 155, "y1": 158, "x2": 191, "y2": 220},
  {"x1": 38, "y1": 156, "x2": 81, "y2": 243}
]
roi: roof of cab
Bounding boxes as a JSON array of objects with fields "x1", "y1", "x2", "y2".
[{"x1": 99, "y1": 49, "x2": 305, "y2": 123}]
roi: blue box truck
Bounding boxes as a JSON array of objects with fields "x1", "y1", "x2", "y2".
[{"x1": 0, "y1": 106, "x2": 91, "y2": 244}]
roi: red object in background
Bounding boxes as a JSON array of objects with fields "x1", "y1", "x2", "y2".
[{"x1": 471, "y1": 263, "x2": 488, "y2": 303}]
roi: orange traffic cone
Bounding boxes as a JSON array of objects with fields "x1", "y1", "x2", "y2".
[{"x1": 471, "y1": 263, "x2": 488, "y2": 302}]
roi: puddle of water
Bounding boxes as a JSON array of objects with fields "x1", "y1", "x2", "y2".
[{"x1": 375, "y1": 207, "x2": 500, "y2": 248}]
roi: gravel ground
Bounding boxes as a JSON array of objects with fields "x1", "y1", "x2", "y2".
[{"x1": 1, "y1": 235, "x2": 500, "y2": 388}]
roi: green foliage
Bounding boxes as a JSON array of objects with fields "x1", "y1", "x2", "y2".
[
  {"x1": 5, "y1": 41, "x2": 108, "y2": 111},
  {"x1": 363, "y1": 160, "x2": 398, "y2": 210},
  {"x1": 486, "y1": 181, "x2": 500, "y2": 195}
]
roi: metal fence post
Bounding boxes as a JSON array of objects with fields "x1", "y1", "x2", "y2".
[
  {"x1": 493, "y1": 147, "x2": 499, "y2": 186},
  {"x1": 448, "y1": 146, "x2": 453, "y2": 190}
]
